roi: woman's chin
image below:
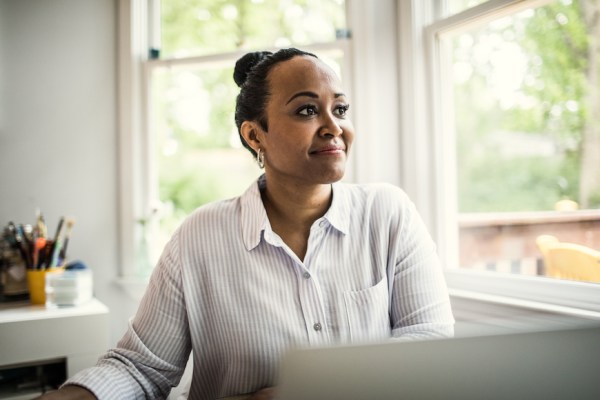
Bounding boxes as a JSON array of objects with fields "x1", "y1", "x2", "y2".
[{"x1": 317, "y1": 166, "x2": 346, "y2": 184}]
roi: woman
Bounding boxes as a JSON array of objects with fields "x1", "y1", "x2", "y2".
[{"x1": 39, "y1": 48, "x2": 454, "y2": 400}]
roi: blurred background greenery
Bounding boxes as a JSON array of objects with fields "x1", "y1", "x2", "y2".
[{"x1": 452, "y1": 0, "x2": 600, "y2": 212}]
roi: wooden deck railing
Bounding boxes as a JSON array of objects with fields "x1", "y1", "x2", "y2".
[{"x1": 458, "y1": 210, "x2": 600, "y2": 276}]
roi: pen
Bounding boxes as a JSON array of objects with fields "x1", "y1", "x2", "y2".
[
  {"x1": 33, "y1": 237, "x2": 47, "y2": 270},
  {"x1": 39, "y1": 239, "x2": 53, "y2": 270}
]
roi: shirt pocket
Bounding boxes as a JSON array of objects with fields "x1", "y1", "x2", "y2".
[{"x1": 343, "y1": 278, "x2": 391, "y2": 343}]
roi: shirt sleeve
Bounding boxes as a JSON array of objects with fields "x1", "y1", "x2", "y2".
[
  {"x1": 63, "y1": 231, "x2": 192, "y2": 399},
  {"x1": 388, "y1": 190, "x2": 455, "y2": 340}
]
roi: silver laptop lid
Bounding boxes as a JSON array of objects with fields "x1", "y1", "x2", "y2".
[{"x1": 277, "y1": 325, "x2": 600, "y2": 400}]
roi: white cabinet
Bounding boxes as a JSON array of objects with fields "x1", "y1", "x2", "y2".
[{"x1": 0, "y1": 299, "x2": 109, "y2": 399}]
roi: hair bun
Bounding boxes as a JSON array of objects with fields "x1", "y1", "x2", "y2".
[{"x1": 233, "y1": 51, "x2": 272, "y2": 87}]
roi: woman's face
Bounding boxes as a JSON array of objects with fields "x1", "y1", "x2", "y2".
[{"x1": 259, "y1": 56, "x2": 355, "y2": 186}]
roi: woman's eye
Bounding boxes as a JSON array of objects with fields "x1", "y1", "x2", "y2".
[
  {"x1": 334, "y1": 104, "x2": 350, "y2": 117},
  {"x1": 298, "y1": 105, "x2": 318, "y2": 116}
]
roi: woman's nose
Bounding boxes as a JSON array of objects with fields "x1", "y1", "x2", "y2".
[{"x1": 319, "y1": 114, "x2": 343, "y2": 137}]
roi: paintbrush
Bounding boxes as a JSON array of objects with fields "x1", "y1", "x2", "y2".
[
  {"x1": 48, "y1": 217, "x2": 65, "y2": 268},
  {"x1": 58, "y1": 218, "x2": 76, "y2": 264}
]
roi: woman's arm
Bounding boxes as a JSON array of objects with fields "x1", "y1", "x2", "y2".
[
  {"x1": 48, "y1": 232, "x2": 191, "y2": 398},
  {"x1": 389, "y1": 191, "x2": 455, "y2": 339},
  {"x1": 34, "y1": 385, "x2": 96, "y2": 399}
]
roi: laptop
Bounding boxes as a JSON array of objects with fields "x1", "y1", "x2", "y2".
[{"x1": 277, "y1": 325, "x2": 600, "y2": 400}]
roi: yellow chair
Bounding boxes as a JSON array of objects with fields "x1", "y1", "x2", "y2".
[{"x1": 536, "y1": 235, "x2": 600, "y2": 283}]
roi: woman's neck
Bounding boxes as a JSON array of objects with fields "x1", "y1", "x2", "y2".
[
  {"x1": 260, "y1": 177, "x2": 333, "y2": 261},
  {"x1": 261, "y1": 179, "x2": 332, "y2": 227}
]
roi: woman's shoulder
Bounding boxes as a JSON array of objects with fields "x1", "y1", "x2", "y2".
[
  {"x1": 340, "y1": 181, "x2": 411, "y2": 205},
  {"x1": 337, "y1": 183, "x2": 422, "y2": 230},
  {"x1": 177, "y1": 196, "x2": 241, "y2": 232},
  {"x1": 342, "y1": 182, "x2": 418, "y2": 222}
]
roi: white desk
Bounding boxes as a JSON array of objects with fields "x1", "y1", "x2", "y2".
[{"x1": 0, "y1": 298, "x2": 109, "y2": 379}]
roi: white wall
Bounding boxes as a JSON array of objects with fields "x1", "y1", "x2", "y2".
[{"x1": 0, "y1": 0, "x2": 137, "y2": 345}]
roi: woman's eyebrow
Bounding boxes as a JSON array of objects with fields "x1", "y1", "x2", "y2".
[
  {"x1": 286, "y1": 91, "x2": 347, "y2": 104},
  {"x1": 286, "y1": 91, "x2": 318, "y2": 104}
]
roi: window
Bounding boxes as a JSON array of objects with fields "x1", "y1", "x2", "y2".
[
  {"x1": 449, "y1": 0, "x2": 600, "y2": 280},
  {"x1": 426, "y1": 0, "x2": 600, "y2": 312},
  {"x1": 121, "y1": 0, "x2": 350, "y2": 276}
]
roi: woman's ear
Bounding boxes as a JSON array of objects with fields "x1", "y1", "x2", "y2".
[{"x1": 240, "y1": 120, "x2": 263, "y2": 153}]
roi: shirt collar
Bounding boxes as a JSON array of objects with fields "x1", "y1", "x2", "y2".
[
  {"x1": 323, "y1": 181, "x2": 350, "y2": 235},
  {"x1": 241, "y1": 174, "x2": 269, "y2": 251},
  {"x1": 240, "y1": 175, "x2": 350, "y2": 251}
]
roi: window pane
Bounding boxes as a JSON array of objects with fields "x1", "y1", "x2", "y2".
[
  {"x1": 160, "y1": 0, "x2": 347, "y2": 58},
  {"x1": 450, "y1": 0, "x2": 600, "y2": 283},
  {"x1": 147, "y1": 65, "x2": 261, "y2": 263}
]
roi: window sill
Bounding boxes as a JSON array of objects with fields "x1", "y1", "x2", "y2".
[
  {"x1": 445, "y1": 269, "x2": 600, "y2": 316},
  {"x1": 449, "y1": 288, "x2": 600, "y2": 320}
]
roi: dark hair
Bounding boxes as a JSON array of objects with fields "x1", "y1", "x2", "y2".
[{"x1": 234, "y1": 48, "x2": 317, "y2": 156}]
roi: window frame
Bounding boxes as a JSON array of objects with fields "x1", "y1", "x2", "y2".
[
  {"x1": 117, "y1": 0, "x2": 149, "y2": 287},
  {"x1": 418, "y1": 0, "x2": 600, "y2": 315}
]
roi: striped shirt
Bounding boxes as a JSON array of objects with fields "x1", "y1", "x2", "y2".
[{"x1": 65, "y1": 175, "x2": 454, "y2": 399}]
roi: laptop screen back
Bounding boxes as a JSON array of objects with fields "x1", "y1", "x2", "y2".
[{"x1": 277, "y1": 326, "x2": 600, "y2": 400}]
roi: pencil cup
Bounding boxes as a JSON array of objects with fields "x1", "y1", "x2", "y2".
[{"x1": 26, "y1": 269, "x2": 62, "y2": 305}]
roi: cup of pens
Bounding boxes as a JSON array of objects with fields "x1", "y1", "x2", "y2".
[
  {"x1": 4, "y1": 214, "x2": 76, "y2": 305},
  {"x1": 27, "y1": 268, "x2": 63, "y2": 304}
]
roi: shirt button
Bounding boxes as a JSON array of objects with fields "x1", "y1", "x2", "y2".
[
  {"x1": 303, "y1": 272, "x2": 311, "y2": 279},
  {"x1": 313, "y1": 322, "x2": 322, "y2": 331},
  {"x1": 319, "y1": 220, "x2": 327, "y2": 228}
]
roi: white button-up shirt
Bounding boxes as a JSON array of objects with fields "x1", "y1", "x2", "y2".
[{"x1": 66, "y1": 175, "x2": 454, "y2": 399}]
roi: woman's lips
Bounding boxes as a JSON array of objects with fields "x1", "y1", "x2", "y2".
[{"x1": 310, "y1": 145, "x2": 346, "y2": 155}]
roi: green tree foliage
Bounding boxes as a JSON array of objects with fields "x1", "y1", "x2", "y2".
[
  {"x1": 455, "y1": 0, "x2": 600, "y2": 212},
  {"x1": 160, "y1": 0, "x2": 345, "y2": 58}
]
